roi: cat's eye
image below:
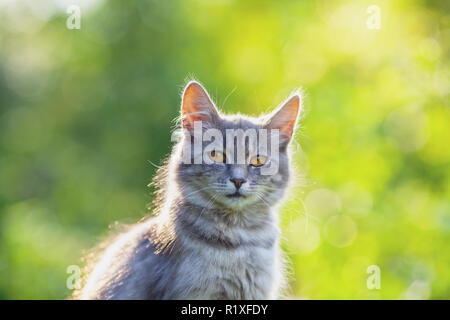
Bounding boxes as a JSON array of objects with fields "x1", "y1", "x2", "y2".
[
  {"x1": 209, "y1": 150, "x2": 225, "y2": 163},
  {"x1": 250, "y1": 154, "x2": 267, "y2": 167}
]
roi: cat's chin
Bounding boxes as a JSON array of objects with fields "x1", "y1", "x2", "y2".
[
  {"x1": 215, "y1": 194, "x2": 257, "y2": 210},
  {"x1": 225, "y1": 192, "x2": 246, "y2": 199}
]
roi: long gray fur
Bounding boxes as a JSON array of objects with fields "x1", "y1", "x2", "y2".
[{"x1": 74, "y1": 81, "x2": 301, "y2": 300}]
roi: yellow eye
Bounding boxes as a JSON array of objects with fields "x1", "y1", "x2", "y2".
[
  {"x1": 209, "y1": 150, "x2": 225, "y2": 163},
  {"x1": 250, "y1": 154, "x2": 267, "y2": 167}
]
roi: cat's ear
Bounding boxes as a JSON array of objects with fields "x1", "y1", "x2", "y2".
[
  {"x1": 181, "y1": 81, "x2": 219, "y2": 131},
  {"x1": 265, "y1": 93, "x2": 301, "y2": 145}
]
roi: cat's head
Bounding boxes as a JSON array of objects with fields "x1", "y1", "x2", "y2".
[{"x1": 174, "y1": 81, "x2": 301, "y2": 211}]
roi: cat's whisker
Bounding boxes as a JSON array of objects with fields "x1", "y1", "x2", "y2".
[
  {"x1": 284, "y1": 194, "x2": 321, "y2": 233},
  {"x1": 254, "y1": 192, "x2": 272, "y2": 209},
  {"x1": 198, "y1": 193, "x2": 219, "y2": 222},
  {"x1": 182, "y1": 186, "x2": 216, "y2": 199}
]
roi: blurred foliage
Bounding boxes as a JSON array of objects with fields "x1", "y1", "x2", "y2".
[{"x1": 0, "y1": 0, "x2": 449, "y2": 299}]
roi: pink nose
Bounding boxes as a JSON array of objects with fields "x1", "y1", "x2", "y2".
[{"x1": 230, "y1": 178, "x2": 246, "y2": 189}]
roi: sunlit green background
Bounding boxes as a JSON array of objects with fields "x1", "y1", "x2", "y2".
[{"x1": 0, "y1": 0, "x2": 448, "y2": 299}]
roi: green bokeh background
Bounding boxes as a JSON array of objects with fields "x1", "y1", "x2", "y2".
[{"x1": 0, "y1": 0, "x2": 448, "y2": 299}]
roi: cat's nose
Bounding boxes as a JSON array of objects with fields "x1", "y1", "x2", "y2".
[{"x1": 230, "y1": 178, "x2": 247, "y2": 189}]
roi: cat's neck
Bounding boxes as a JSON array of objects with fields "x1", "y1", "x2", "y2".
[
  {"x1": 169, "y1": 189, "x2": 274, "y2": 228},
  {"x1": 148, "y1": 185, "x2": 279, "y2": 253},
  {"x1": 170, "y1": 197, "x2": 278, "y2": 251}
]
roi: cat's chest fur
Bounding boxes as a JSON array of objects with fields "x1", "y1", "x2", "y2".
[
  {"x1": 177, "y1": 239, "x2": 279, "y2": 299},
  {"x1": 169, "y1": 207, "x2": 281, "y2": 299}
]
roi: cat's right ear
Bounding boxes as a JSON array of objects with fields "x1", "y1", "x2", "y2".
[{"x1": 181, "y1": 81, "x2": 219, "y2": 131}]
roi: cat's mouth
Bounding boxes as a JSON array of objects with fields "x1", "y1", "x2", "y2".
[{"x1": 226, "y1": 192, "x2": 245, "y2": 198}]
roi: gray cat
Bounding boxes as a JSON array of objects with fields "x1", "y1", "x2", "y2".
[{"x1": 74, "y1": 81, "x2": 301, "y2": 299}]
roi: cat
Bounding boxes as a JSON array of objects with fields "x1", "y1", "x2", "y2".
[{"x1": 73, "y1": 81, "x2": 302, "y2": 299}]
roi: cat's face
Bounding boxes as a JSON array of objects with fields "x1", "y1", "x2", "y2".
[{"x1": 175, "y1": 81, "x2": 301, "y2": 211}]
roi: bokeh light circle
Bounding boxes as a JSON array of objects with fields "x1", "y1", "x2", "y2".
[{"x1": 324, "y1": 215, "x2": 358, "y2": 248}]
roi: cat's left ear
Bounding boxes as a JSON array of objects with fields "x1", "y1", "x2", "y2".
[
  {"x1": 181, "y1": 81, "x2": 219, "y2": 131},
  {"x1": 265, "y1": 92, "x2": 302, "y2": 146}
]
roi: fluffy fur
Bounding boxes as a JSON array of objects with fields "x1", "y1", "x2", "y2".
[{"x1": 73, "y1": 81, "x2": 301, "y2": 299}]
